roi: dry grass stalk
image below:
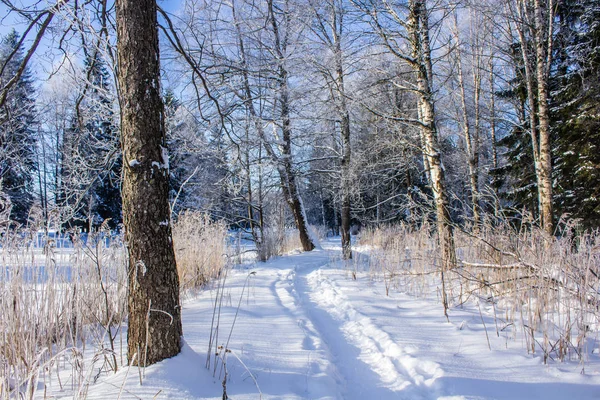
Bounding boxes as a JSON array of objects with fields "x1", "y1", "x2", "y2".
[
  {"x1": 172, "y1": 211, "x2": 228, "y2": 295},
  {"x1": 0, "y1": 227, "x2": 127, "y2": 399},
  {"x1": 359, "y1": 219, "x2": 600, "y2": 363},
  {"x1": 1, "y1": 213, "x2": 230, "y2": 398}
]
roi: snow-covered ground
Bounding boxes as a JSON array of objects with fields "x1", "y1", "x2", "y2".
[{"x1": 47, "y1": 240, "x2": 600, "y2": 399}]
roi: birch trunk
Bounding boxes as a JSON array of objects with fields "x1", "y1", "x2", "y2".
[
  {"x1": 409, "y1": 0, "x2": 455, "y2": 317},
  {"x1": 453, "y1": 14, "x2": 481, "y2": 229},
  {"x1": 534, "y1": 0, "x2": 554, "y2": 235},
  {"x1": 514, "y1": 0, "x2": 554, "y2": 234}
]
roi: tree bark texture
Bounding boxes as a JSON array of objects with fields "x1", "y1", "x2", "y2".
[
  {"x1": 534, "y1": 0, "x2": 554, "y2": 235},
  {"x1": 340, "y1": 110, "x2": 352, "y2": 260},
  {"x1": 409, "y1": 0, "x2": 455, "y2": 316},
  {"x1": 116, "y1": 0, "x2": 182, "y2": 365},
  {"x1": 333, "y1": 9, "x2": 352, "y2": 260},
  {"x1": 279, "y1": 77, "x2": 315, "y2": 251},
  {"x1": 514, "y1": 0, "x2": 554, "y2": 235}
]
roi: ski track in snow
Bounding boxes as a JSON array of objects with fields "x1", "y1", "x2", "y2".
[
  {"x1": 299, "y1": 267, "x2": 444, "y2": 399},
  {"x1": 46, "y1": 240, "x2": 600, "y2": 400},
  {"x1": 264, "y1": 252, "x2": 444, "y2": 400}
]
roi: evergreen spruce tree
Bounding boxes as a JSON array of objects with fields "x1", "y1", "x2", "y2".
[
  {"x1": 494, "y1": 3, "x2": 600, "y2": 230},
  {"x1": 86, "y1": 54, "x2": 122, "y2": 229},
  {"x1": 551, "y1": 0, "x2": 600, "y2": 229},
  {"x1": 0, "y1": 30, "x2": 37, "y2": 225},
  {"x1": 61, "y1": 53, "x2": 121, "y2": 230},
  {"x1": 493, "y1": 40, "x2": 540, "y2": 221}
]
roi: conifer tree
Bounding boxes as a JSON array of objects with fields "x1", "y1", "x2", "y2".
[
  {"x1": 0, "y1": 30, "x2": 37, "y2": 225},
  {"x1": 552, "y1": 0, "x2": 600, "y2": 229},
  {"x1": 84, "y1": 54, "x2": 122, "y2": 229},
  {"x1": 60, "y1": 53, "x2": 121, "y2": 230}
]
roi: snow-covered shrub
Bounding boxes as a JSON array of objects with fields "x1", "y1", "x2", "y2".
[
  {"x1": 257, "y1": 227, "x2": 303, "y2": 261},
  {"x1": 310, "y1": 225, "x2": 328, "y2": 242}
]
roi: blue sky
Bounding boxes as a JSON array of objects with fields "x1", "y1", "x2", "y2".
[
  {"x1": 1, "y1": 1, "x2": 184, "y2": 83},
  {"x1": 160, "y1": 0, "x2": 183, "y2": 13},
  {"x1": 0, "y1": 1, "x2": 184, "y2": 37}
]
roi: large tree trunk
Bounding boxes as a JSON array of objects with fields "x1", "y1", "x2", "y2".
[{"x1": 116, "y1": 0, "x2": 182, "y2": 365}]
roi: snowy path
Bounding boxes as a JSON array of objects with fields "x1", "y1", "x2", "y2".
[{"x1": 56, "y1": 240, "x2": 600, "y2": 399}]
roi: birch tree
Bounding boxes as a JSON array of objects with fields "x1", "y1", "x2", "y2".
[
  {"x1": 508, "y1": 0, "x2": 555, "y2": 234},
  {"x1": 357, "y1": 0, "x2": 455, "y2": 315},
  {"x1": 450, "y1": 9, "x2": 484, "y2": 229}
]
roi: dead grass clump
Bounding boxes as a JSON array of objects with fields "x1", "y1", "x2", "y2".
[
  {"x1": 1, "y1": 214, "x2": 231, "y2": 398},
  {"x1": 172, "y1": 211, "x2": 228, "y2": 294},
  {"x1": 0, "y1": 227, "x2": 127, "y2": 400},
  {"x1": 359, "y1": 223, "x2": 437, "y2": 296},
  {"x1": 361, "y1": 218, "x2": 600, "y2": 364}
]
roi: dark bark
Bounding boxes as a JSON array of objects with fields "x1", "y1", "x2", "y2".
[
  {"x1": 278, "y1": 69, "x2": 315, "y2": 252},
  {"x1": 116, "y1": 0, "x2": 182, "y2": 365},
  {"x1": 340, "y1": 111, "x2": 352, "y2": 260},
  {"x1": 336, "y1": 14, "x2": 352, "y2": 260}
]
